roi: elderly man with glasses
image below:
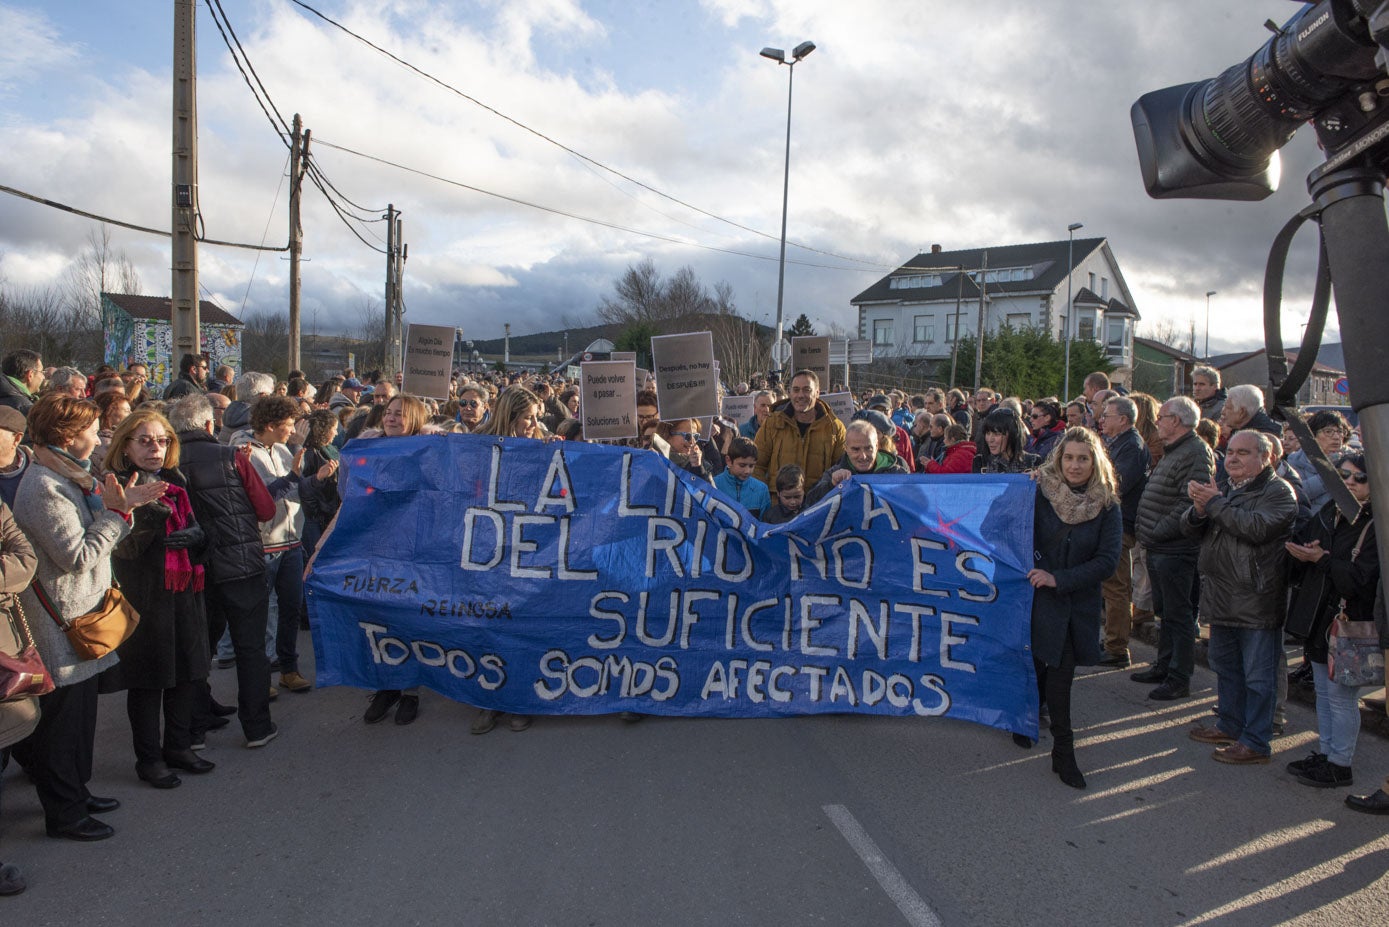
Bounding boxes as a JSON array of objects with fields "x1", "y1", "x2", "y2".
[{"x1": 1131, "y1": 396, "x2": 1215, "y2": 701}]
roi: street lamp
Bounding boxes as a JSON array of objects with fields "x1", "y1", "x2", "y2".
[
  {"x1": 760, "y1": 39, "x2": 816, "y2": 376},
  {"x1": 1062, "y1": 221, "x2": 1084, "y2": 399},
  {"x1": 1204, "y1": 290, "x2": 1217, "y2": 360}
]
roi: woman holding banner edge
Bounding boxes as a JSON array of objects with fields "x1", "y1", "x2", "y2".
[
  {"x1": 1024, "y1": 427, "x2": 1122, "y2": 789},
  {"x1": 469, "y1": 386, "x2": 545, "y2": 734}
]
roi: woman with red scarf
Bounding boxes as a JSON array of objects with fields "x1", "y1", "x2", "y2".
[{"x1": 103, "y1": 409, "x2": 213, "y2": 789}]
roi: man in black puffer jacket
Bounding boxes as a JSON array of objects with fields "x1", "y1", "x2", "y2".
[
  {"x1": 1180, "y1": 430, "x2": 1296, "y2": 765},
  {"x1": 1133, "y1": 396, "x2": 1214, "y2": 701},
  {"x1": 168, "y1": 394, "x2": 280, "y2": 748}
]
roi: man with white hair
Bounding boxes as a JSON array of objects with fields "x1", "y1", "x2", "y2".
[
  {"x1": 1132, "y1": 396, "x2": 1215, "y2": 700},
  {"x1": 1182, "y1": 429, "x2": 1296, "y2": 764},
  {"x1": 221, "y1": 372, "x2": 275, "y2": 445},
  {"x1": 46, "y1": 367, "x2": 87, "y2": 399},
  {"x1": 1219, "y1": 383, "x2": 1281, "y2": 448}
]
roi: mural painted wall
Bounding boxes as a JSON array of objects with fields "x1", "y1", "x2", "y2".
[{"x1": 103, "y1": 310, "x2": 242, "y2": 391}]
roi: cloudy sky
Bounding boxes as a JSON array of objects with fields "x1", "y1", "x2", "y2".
[{"x1": 0, "y1": 0, "x2": 1354, "y2": 354}]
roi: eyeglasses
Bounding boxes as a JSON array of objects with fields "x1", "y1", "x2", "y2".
[
  {"x1": 1316, "y1": 427, "x2": 1345, "y2": 438},
  {"x1": 134, "y1": 435, "x2": 172, "y2": 448},
  {"x1": 1339, "y1": 469, "x2": 1369, "y2": 484},
  {"x1": 1029, "y1": 412, "x2": 1047, "y2": 420},
  {"x1": 671, "y1": 431, "x2": 696, "y2": 441},
  {"x1": 459, "y1": 400, "x2": 482, "y2": 408}
]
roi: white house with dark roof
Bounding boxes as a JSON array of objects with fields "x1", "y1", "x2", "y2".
[
  {"x1": 101, "y1": 292, "x2": 244, "y2": 392},
  {"x1": 850, "y1": 238, "x2": 1140, "y2": 385}
]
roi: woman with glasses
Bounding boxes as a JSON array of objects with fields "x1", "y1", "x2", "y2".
[
  {"x1": 102, "y1": 409, "x2": 214, "y2": 789},
  {"x1": 13, "y1": 396, "x2": 167, "y2": 839},
  {"x1": 1284, "y1": 452, "x2": 1378, "y2": 789},
  {"x1": 1025, "y1": 400, "x2": 1066, "y2": 461},
  {"x1": 658, "y1": 419, "x2": 713, "y2": 482},
  {"x1": 1287, "y1": 410, "x2": 1350, "y2": 513},
  {"x1": 455, "y1": 385, "x2": 489, "y2": 432}
]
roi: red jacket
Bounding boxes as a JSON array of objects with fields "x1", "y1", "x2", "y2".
[
  {"x1": 893, "y1": 426, "x2": 916, "y2": 472},
  {"x1": 925, "y1": 441, "x2": 976, "y2": 474}
]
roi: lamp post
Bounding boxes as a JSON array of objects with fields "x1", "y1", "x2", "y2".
[
  {"x1": 760, "y1": 40, "x2": 815, "y2": 377},
  {"x1": 1062, "y1": 221, "x2": 1084, "y2": 399},
  {"x1": 1204, "y1": 290, "x2": 1217, "y2": 360}
]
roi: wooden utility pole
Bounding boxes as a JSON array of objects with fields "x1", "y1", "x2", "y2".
[
  {"x1": 171, "y1": 0, "x2": 200, "y2": 360},
  {"x1": 288, "y1": 113, "x2": 309, "y2": 373},
  {"x1": 973, "y1": 252, "x2": 989, "y2": 390},
  {"x1": 383, "y1": 203, "x2": 396, "y2": 376},
  {"x1": 949, "y1": 267, "x2": 965, "y2": 388},
  {"x1": 393, "y1": 213, "x2": 405, "y2": 373}
]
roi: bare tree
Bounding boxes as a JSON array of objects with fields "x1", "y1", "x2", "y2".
[
  {"x1": 65, "y1": 225, "x2": 142, "y2": 329},
  {"x1": 0, "y1": 282, "x2": 94, "y2": 367},
  {"x1": 352, "y1": 295, "x2": 387, "y2": 373},
  {"x1": 242, "y1": 310, "x2": 291, "y2": 380},
  {"x1": 596, "y1": 259, "x2": 668, "y2": 327}
]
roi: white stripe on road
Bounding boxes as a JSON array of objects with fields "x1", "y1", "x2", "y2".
[{"x1": 822, "y1": 803, "x2": 944, "y2": 927}]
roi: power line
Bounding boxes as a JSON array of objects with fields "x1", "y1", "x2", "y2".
[
  {"x1": 0, "y1": 182, "x2": 289, "y2": 252},
  {"x1": 284, "y1": 0, "x2": 887, "y2": 270},
  {"x1": 311, "y1": 138, "x2": 878, "y2": 273}
]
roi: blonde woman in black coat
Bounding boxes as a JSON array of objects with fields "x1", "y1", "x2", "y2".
[{"x1": 1024, "y1": 427, "x2": 1122, "y2": 789}]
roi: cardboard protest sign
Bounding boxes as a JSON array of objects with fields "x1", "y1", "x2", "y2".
[
  {"x1": 580, "y1": 360, "x2": 638, "y2": 440},
  {"x1": 822, "y1": 391, "x2": 856, "y2": 426},
  {"x1": 792, "y1": 336, "x2": 832, "y2": 391},
  {"x1": 308, "y1": 437, "x2": 1038, "y2": 735},
  {"x1": 721, "y1": 394, "x2": 755, "y2": 426},
  {"x1": 650, "y1": 332, "x2": 717, "y2": 421},
  {"x1": 402, "y1": 324, "x2": 456, "y2": 400}
]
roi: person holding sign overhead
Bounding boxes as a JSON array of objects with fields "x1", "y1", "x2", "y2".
[{"x1": 751, "y1": 370, "x2": 846, "y2": 503}]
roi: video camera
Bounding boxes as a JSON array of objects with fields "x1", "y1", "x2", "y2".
[{"x1": 1131, "y1": 0, "x2": 1389, "y2": 201}]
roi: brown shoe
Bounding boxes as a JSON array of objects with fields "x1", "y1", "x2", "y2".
[
  {"x1": 279, "y1": 671, "x2": 312, "y2": 692},
  {"x1": 507, "y1": 714, "x2": 533, "y2": 732},
  {"x1": 1213, "y1": 742, "x2": 1270, "y2": 765},
  {"x1": 470, "y1": 709, "x2": 499, "y2": 735},
  {"x1": 1189, "y1": 724, "x2": 1236, "y2": 745}
]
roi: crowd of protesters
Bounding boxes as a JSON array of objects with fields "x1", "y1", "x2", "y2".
[{"x1": 1, "y1": 345, "x2": 1387, "y2": 898}]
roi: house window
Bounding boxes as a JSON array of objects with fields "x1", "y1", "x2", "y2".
[
  {"x1": 1077, "y1": 317, "x2": 1095, "y2": 341},
  {"x1": 889, "y1": 274, "x2": 943, "y2": 289},
  {"x1": 1006, "y1": 312, "x2": 1032, "y2": 329},
  {"x1": 1088, "y1": 272, "x2": 1096, "y2": 291},
  {"x1": 873, "y1": 319, "x2": 894, "y2": 346},
  {"x1": 1101, "y1": 277, "x2": 1109, "y2": 300},
  {"x1": 946, "y1": 316, "x2": 968, "y2": 341},
  {"x1": 913, "y1": 316, "x2": 934, "y2": 343},
  {"x1": 1107, "y1": 319, "x2": 1125, "y2": 346}
]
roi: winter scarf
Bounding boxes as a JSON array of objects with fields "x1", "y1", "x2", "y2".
[
  {"x1": 1036, "y1": 467, "x2": 1115, "y2": 525},
  {"x1": 161, "y1": 481, "x2": 204, "y2": 592},
  {"x1": 32, "y1": 444, "x2": 104, "y2": 517}
]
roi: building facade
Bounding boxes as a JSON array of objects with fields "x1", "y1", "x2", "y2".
[{"x1": 850, "y1": 238, "x2": 1140, "y2": 386}]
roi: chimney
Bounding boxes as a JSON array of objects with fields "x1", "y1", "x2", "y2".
[{"x1": 930, "y1": 244, "x2": 942, "y2": 254}]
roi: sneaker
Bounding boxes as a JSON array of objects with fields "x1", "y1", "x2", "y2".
[
  {"x1": 1297, "y1": 760, "x2": 1353, "y2": 788},
  {"x1": 245, "y1": 724, "x2": 279, "y2": 749},
  {"x1": 1286, "y1": 752, "x2": 1327, "y2": 776},
  {"x1": 1346, "y1": 789, "x2": 1389, "y2": 815},
  {"x1": 1188, "y1": 724, "x2": 1236, "y2": 745},
  {"x1": 471, "y1": 708, "x2": 499, "y2": 735},
  {"x1": 279, "y1": 671, "x2": 312, "y2": 693},
  {"x1": 363, "y1": 689, "x2": 400, "y2": 724}
]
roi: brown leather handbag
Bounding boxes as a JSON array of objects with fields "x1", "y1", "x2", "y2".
[
  {"x1": 1, "y1": 598, "x2": 54, "y2": 701},
  {"x1": 31, "y1": 580, "x2": 141, "y2": 661}
]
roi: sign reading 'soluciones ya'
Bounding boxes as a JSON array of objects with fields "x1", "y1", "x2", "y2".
[{"x1": 306, "y1": 435, "x2": 1039, "y2": 737}]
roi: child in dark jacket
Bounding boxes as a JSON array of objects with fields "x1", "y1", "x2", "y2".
[
  {"x1": 760, "y1": 465, "x2": 806, "y2": 524},
  {"x1": 924, "y1": 424, "x2": 976, "y2": 474}
]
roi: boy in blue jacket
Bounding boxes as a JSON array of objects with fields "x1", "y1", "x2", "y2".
[{"x1": 714, "y1": 437, "x2": 771, "y2": 514}]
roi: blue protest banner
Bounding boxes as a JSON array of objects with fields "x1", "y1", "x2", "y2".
[{"x1": 306, "y1": 436, "x2": 1038, "y2": 737}]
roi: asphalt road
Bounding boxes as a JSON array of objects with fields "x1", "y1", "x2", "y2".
[{"x1": 3, "y1": 636, "x2": 1388, "y2": 926}]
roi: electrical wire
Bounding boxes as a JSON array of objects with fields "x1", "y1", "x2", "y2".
[
  {"x1": 0, "y1": 183, "x2": 289, "y2": 252},
  {"x1": 240, "y1": 151, "x2": 292, "y2": 315},
  {"x1": 312, "y1": 138, "x2": 877, "y2": 273},
  {"x1": 284, "y1": 0, "x2": 889, "y2": 270}
]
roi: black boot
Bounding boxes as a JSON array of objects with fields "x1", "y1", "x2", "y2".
[{"x1": 1051, "y1": 747, "x2": 1086, "y2": 789}]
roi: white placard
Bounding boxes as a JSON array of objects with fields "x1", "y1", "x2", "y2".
[
  {"x1": 650, "y1": 331, "x2": 718, "y2": 421},
  {"x1": 401, "y1": 323, "x2": 456, "y2": 400}
]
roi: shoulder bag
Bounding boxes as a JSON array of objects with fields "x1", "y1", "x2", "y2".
[
  {"x1": 30, "y1": 579, "x2": 140, "y2": 661},
  {"x1": 1, "y1": 597, "x2": 54, "y2": 701},
  {"x1": 1327, "y1": 520, "x2": 1383, "y2": 687}
]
